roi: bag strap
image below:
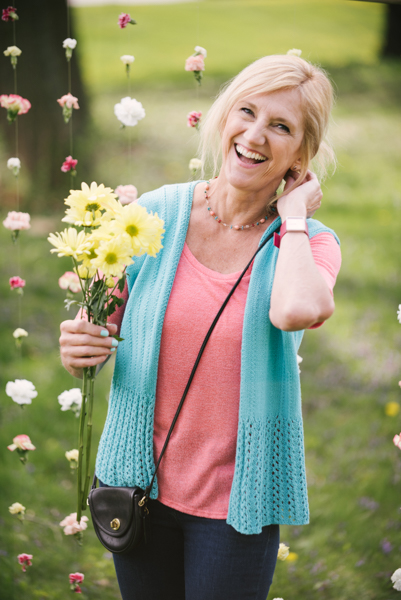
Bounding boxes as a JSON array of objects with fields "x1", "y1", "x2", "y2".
[{"x1": 139, "y1": 222, "x2": 281, "y2": 504}]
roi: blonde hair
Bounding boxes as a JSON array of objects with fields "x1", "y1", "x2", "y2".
[{"x1": 199, "y1": 55, "x2": 336, "y2": 203}]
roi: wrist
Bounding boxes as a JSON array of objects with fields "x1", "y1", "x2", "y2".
[{"x1": 273, "y1": 216, "x2": 309, "y2": 249}]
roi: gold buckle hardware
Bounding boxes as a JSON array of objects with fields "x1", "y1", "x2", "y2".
[
  {"x1": 110, "y1": 518, "x2": 121, "y2": 531},
  {"x1": 138, "y1": 495, "x2": 147, "y2": 507}
]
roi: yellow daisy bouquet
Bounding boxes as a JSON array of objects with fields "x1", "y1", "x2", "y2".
[{"x1": 49, "y1": 182, "x2": 164, "y2": 522}]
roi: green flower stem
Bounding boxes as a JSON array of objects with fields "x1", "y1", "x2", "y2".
[
  {"x1": 77, "y1": 368, "x2": 88, "y2": 522},
  {"x1": 82, "y1": 369, "x2": 95, "y2": 510}
]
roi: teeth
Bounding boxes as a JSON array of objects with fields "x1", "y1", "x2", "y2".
[{"x1": 236, "y1": 143, "x2": 267, "y2": 161}]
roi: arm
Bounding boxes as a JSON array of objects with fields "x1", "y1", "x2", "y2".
[{"x1": 269, "y1": 171, "x2": 336, "y2": 331}]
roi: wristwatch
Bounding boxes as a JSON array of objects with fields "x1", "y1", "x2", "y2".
[{"x1": 273, "y1": 217, "x2": 309, "y2": 248}]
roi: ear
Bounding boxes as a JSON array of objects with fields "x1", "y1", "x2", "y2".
[{"x1": 290, "y1": 159, "x2": 302, "y2": 173}]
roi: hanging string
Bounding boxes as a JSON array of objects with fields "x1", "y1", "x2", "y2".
[{"x1": 66, "y1": 2, "x2": 74, "y2": 189}]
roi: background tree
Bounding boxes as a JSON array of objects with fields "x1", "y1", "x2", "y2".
[
  {"x1": 0, "y1": 0, "x2": 90, "y2": 213},
  {"x1": 382, "y1": 2, "x2": 401, "y2": 57}
]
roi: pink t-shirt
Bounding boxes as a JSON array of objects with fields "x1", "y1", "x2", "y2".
[{"x1": 106, "y1": 232, "x2": 341, "y2": 518}]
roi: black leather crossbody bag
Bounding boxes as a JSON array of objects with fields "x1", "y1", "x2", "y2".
[{"x1": 88, "y1": 224, "x2": 280, "y2": 554}]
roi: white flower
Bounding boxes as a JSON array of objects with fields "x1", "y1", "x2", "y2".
[
  {"x1": 287, "y1": 48, "x2": 302, "y2": 57},
  {"x1": 273, "y1": 598, "x2": 284, "y2": 600},
  {"x1": 189, "y1": 158, "x2": 202, "y2": 172},
  {"x1": 58, "y1": 388, "x2": 82, "y2": 416},
  {"x1": 194, "y1": 45, "x2": 207, "y2": 57},
  {"x1": 9, "y1": 502, "x2": 26, "y2": 515},
  {"x1": 6, "y1": 379, "x2": 37, "y2": 405},
  {"x1": 397, "y1": 304, "x2": 401, "y2": 324},
  {"x1": 65, "y1": 449, "x2": 79, "y2": 462},
  {"x1": 277, "y1": 543, "x2": 290, "y2": 561},
  {"x1": 114, "y1": 97, "x2": 145, "y2": 127},
  {"x1": 13, "y1": 328, "x2": 28, "y2": 339},
  {"x1": 297, "y1": 354, "x2": 303, "y2": 373},
  {"x1": 120, "y1": 55, "x2": 134, "y2": 65},
  {"x1": 392, "y1": 568, "x2": 401, "y2": 591},
  {"x1": 7, "y1": 157, "x2": 21, "y2": 170},
  {"x1": 63, "y1": 38, "x2": 77, "y2": 49}
]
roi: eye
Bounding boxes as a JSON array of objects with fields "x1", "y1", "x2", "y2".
[
  {"x1": 275, "y1": 123, "x2": 290, "y2": 133},
  {"x1": 240, "y1": 107, "x2": 254, "y2": 116}
]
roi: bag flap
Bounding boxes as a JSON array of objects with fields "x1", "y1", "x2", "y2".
[{"x1": 89, "y1": 487, "x2": 142, "y2": 538}]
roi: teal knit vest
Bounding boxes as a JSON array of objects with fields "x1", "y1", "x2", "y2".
[{"x1": 96, "y1": 181, "x2": 340, "y2": 534}]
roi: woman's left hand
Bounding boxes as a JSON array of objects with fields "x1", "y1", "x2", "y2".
[{"x1": 277, "y1": 170, "x2": 323, "y2": 221}]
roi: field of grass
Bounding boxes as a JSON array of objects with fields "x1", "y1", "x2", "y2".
[{"x1": 1, "y1": 1, "x2": 401, "y2": 599}]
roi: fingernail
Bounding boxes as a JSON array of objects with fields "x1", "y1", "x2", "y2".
[
  {"x1": 111, "y1": 339, "x2": 119, "y2": 347},
  {"x1": 100, "y1": 330, "x2": 109, "y2": 337},
  {"x1": 110, "y1": 347, "x2": 116, "y2": 352}
]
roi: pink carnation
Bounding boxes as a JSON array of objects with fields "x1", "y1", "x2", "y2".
[
  {"x1": 0, "y1": 94, "x2": 31, "y2": 122},
  {"x1": 3, "y1": 211, "x2": 31, "y2": 231},
  {"x1": 115, "y1": 184, "x2": 138, "y2": 205},
  {"x1": 185, "y1": 55, "x2": 205, "y2": 72},
  {"x1": 8, "y1": 434, "x2": 36, "y2": 452},
  {"x1": 187, "y1": 111, "x2": 202, "y2": 128},
  {"x1": 118, "y1": 13, "x2": 133, "y2": 28},
  {"x1": 394, "y1": 433, "x2": 401, "y2": 450},
  {"x1": 61, "y1": 155, "x2": 78, "y2": 173},
  {"x1": 59, "y1": 271, "x2": 81, "y2": 293},
  {"x1": 18, "y1": 554, "x2": 33, "y2": 572},
  {"x1": 69, "y1": 572, "x2": 84, "y2": 593},
  {"x1": 2, "y1": 6, "x2": 18, "y2": 21},
  {"x1": 9, "y1": 276, "x2": 26, "y2": 289},
  {"x1": 59, "y1": 512, "x2": 88, "y2": 535},
  {"x1": 57, "y1": 93, "x2": 79, "y2": 110}
]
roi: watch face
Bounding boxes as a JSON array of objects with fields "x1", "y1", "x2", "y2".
[{"x1": 286, "y1": 217, "x2": 306, "y2": 232}]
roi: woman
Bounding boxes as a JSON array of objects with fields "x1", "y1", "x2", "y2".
[{"x1": 60, "y1": 55, "x2": 341, "y2": 600}]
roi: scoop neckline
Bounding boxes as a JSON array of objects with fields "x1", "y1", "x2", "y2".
[{"x1": 182, "y1": 242, "x2": 252, "y2": 281}]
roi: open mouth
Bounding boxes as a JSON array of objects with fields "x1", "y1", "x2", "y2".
[{"x1": 235, "y1": 143, "x2": 268, "y2": 165}]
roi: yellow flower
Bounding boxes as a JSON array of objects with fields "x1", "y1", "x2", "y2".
[
  {"x1": 91, "y1": 236, "x2": 134, "y2": 277},
  {"x1": 385, "y1": 402, "x2": 400, "y2": 417},
  {"x1": 105, "y1": 277, "x2": 115, "y2": 288},
  {"x1": 48, "y1": 228, "x2": 91, "y2": 260},
  {"x1": 111, "y1": 203, "x2": 165, "y2": 256},
  {"x1": 75, "y1": 264, "x2": 96, "y2": 279},
  {"x1": 286, "y1": 552, "x2": 298, "y2": 562},
  {"x1": 277, "y1": 543, "x2": 290, "y2": 561},
  {"x1": 9, "y1": 502, "x2": 26, "y2": 515},
  {"x1": 65, "y1": 449, "x2": 79, "y2": 462},
  {"x1": 62, "y1": 182, "x2": 118, "y2": 227}
]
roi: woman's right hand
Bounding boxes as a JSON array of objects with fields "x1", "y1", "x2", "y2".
[{"x1": 59, "y1": 320, "x2": 118, "y2": 379}]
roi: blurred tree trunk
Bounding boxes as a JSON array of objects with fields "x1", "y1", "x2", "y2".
[
  {"x1": 0, "y1": 0, "x2": 90, "y2": 213},
  {"x1": 382, "y1": 4, "x2": 401, "y2": 57}
]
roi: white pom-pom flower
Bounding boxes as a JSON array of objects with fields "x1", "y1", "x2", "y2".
[{"x1": 114, "y1": 97, "x2": 145, "y2": 127}]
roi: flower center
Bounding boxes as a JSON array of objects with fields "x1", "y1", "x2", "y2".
[
  {"x1": 126, "y1": 224, "x2": 138, "y2": 237},
  {"x1": 105, "y1": 252, "x2": 117, "y2": 265},
  {"x1": 85, "y1": 202, "x2": 100, "y2": 212}
]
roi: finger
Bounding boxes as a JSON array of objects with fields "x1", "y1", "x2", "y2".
[
  {"x1": 66, "y1": 355, "x2": 111, "y2": 369},
  {"x1": 60, "y1": 332, "x2": 118, "y2": 350},
  {"x1": 61, "y1": 319, "x2": 111, "y2": 338},
  {"x1": 106, "y1": 323, "x2": 118, "y2": 335}
]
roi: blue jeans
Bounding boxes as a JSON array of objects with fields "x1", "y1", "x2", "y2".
[{"x1": 99, "y1": 481, "x2": 279, "y2": 600}]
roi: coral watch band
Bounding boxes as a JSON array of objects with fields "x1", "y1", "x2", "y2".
[{"x1": 273, "y1": 217, "x2": 309, "y2": 248}]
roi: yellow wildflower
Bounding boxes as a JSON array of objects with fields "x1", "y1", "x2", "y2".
[
  {"x1": 91, "y1": 237, "x2": 133, "y2": 278},
  {"x1": 385, "y1": 402, "x2": 400, "y2": 417},
  {"x1": 286, "y1": 552, "x2": 298, "y2": 562},
  {"x1": 48, "y1": 228, "x2": 91, "y2": 260},
  {"x1": 62, "y1": 182, "x2": 117, "y2": 227},
  {"x1": 277, "y1": 543, "x2": 290, "y2": 561},
  {"x1": 111, "y1": 203, "x2": 165, "y2": 256}
]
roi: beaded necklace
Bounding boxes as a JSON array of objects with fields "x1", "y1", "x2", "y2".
[{"x1": 203, "y1": 181, "x2": 275, "y2": 230}]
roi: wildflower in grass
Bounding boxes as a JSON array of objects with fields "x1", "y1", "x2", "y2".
[
  {"x1": 61, "y1": 155, "x2": 78, "y2": 175},
  {"x1": 6, "y1": 379, "x2": 37, "y2": 405},
  {"x1": 13, "y1": 328, "x2": 28, "y2": 347},
  {"x1": 9, "y1": 502, "x2": 26, "y2": 519},
  {"x1": 9, "y1": 276, "x2": 25, "y2": 293},
  {"x1": 397, "y1": 304, "x2": 401, "y2": 324},
  {"x1": 7, "y1": 157, "x2": 21, "y2": 176},
  {"x1": 287, "y1": 48, "x2": 302, "y2": 57},
  {"x1": 286, "y1": 552, "x2": 298, "y2": 562},
  {"x1": 18, "y1": 554, "x2": 32, "y2": 572},
  {"x1": 3, "y1": 45, "x2": 21, "y2": 68},
  {"x1": 393, "y1": 433, "x2": 401, "y2": 450},
  {"x1": 187, "y1": 111, "x2": 202, "y2": 129},
  {"x1": 385, "y1": 402, "x2": 400, "y2": 417},
  {"x1": 109, "y1": 202, "x2": 165, "y2": 257},
  {"x1": 62, "y1": 38, "x2": 77, "y2": 61},
  {"x1": 48, "y1": 229, "x2": 91, "y2": 260},
  {"x1": 391, "y1": 568, "x2": 401, "y2": 591},
  {"x1": 358, "y1": 496, "x2": 379, "y2": 511},
  {"x1": 115, "y1": 184, "x2": 138, "y2": 205},
  {"x1": 62, "y1": 182, "x2": 117, "y2": 227},
  {"x1": 277, "y1": 543, "x2": 290, "y2": 561},
  {"x1": 3, "y1": 211, "x2": 31, "y2": 242},
  {"x1": 59, "y1": 271, "x2": 81, "y2": 294},
  {"x1": 189, "y1": 158, "x2": 202, "y2": 174},
  {"x1": 0, "y1": 94, "x2": 31, "y2": 122},
  {"x1": 8, "y1": 434, "x2": 36, "y2": 464},
  {"x1": 114, "y1": 97, "x2": 145, "y2": 128},
  {"x1": 60, "y1": 513, "x2": 88, "y2": 544},
  {"x1": 66, "y1": 449, "x2": 79, "y2": 471},
  {"x1": 69, "y1": 572, "x2": 84, "y2": 593},
  {"x1": 118, "y1": 12, "x2": 136, "y2": 28},
  {"x1": 2, "y1": 6, "x2": 18, "y2": 21},
  {"x1": 58, "y1": 388, "x2": 82, "y2": 417},
  {"x1": 381, "y1": 539, "x2": 393, "y2": 554},
  {"x1": 91, "y1": 237, "x2": 134, "y2": 278},
  {"x1": 57, "y1": 93, "x2": 79, "y2": 123}
]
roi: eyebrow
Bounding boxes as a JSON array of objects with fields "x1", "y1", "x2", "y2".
[{"x1": 243, "y1": 101, "x2": 297, "y2": 128}]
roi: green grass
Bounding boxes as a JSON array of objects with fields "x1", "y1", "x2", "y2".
[{"x1": 1, "y1": 1, "x2": 401, "y2": 599}]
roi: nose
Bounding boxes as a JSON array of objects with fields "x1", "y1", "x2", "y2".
[{"x1": 243, "y1": 118, "x2": 266, "y2": 147}]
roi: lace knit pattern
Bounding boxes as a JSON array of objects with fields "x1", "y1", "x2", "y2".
[{"x1": 95, "y1": 181, "x2": 340, "y2": 534}]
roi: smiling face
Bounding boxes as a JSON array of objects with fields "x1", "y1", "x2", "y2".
[{"x1": 220, "y1": 88, "x2": 305, "y2": 197}]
